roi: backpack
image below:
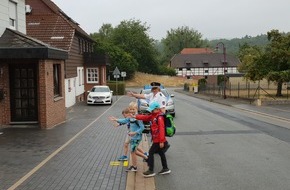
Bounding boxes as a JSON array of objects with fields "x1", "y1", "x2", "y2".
[
  {"x1": 133, "y1": 120, "x2": 150, "y2": 134},
  {"x1": 157, "y1": 114, "x2": 176, "y2": 137}
]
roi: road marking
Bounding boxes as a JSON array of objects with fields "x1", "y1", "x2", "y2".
[
  {"x1": 123, "y1": 161, "x2": 129, "y2": 167},
  {"x1": 110, "y1": 161, "x2": 121, "y2": 166},
  {"x1": 8, "y1": 96, "x2": 123, "y2": 190}
]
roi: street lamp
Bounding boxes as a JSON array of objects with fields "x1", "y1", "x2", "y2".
[{"x1": 216, "y1": 42, "x2": 227, "y2": 99}]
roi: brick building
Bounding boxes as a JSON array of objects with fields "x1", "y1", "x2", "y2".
[{"x1": 0, "y1": 0, "x2": 108, "y2": 129}]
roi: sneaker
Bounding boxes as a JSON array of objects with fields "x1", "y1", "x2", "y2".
[
  {"x1": 118, "y1": 155, "x2": 128, "y2": 161},
  {"x1": 158, "y1": 168, "x2": 171, "y2": 175},
  {"x1": 143, "y1": 170, "x2": 156, "y2": 178},
  {"x1": 126, "y1": 165, "x2": 137, "y2": 172},
  {"x1": 143, "y1": 157, "x2": 148, "y2": 162},
  {"x1": 163, "y1": 143, "x2": 170, "y2": 153}
]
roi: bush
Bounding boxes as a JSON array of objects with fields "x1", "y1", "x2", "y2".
[
  {"x1": 198, "y1": 78, "x2": 207, "y2": 91},
  {"x1": 107, "y1": 81, "x2": 126, "y2": 95},
  {"x1": 184, "y1": 83, "x2": 189, "y2": 91}
]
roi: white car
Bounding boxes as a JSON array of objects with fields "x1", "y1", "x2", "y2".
[{"x1": 87, "y1": 85, "x2": 113, "y2": 105}]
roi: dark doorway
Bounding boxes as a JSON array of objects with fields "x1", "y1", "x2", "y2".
[{"x1": 9, "y1": 64, "x2": 38, "y2": 122}]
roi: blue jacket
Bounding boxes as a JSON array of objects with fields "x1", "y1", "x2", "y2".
[{"x1": 117, "y1": 118, "x2": 144, "y2": 140}]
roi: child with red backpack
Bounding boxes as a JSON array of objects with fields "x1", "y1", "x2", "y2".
[{"x1": 135, "y1": 101, "x2": 171, "y2": 177}]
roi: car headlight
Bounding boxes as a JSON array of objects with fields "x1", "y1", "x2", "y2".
[
  {"x1": 140, "y1": 102, "x2": 149, "y2": 107},
  {"x1": 167, "y1": 101, "x2": 174, "y2": 106},
  {"x1": 106, "y1": 96, "x2": 110, "y2": 98},
  {"x1": 88, "y1": 95, "x2": 92, "y2": 99}
]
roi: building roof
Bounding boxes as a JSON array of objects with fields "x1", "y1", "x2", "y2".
[
  {"x1": 180, "y1": 48, "x2": 214, "y2": 54},
  {"x1": 26, "y1": 0, "x2": 94, "y2": 51},
  {"x1": 0, "y1": 28, "x2": 68, "y2": 59},
  {"x1": 170, "y1": 53, "x2": 241, "y2": 68}
]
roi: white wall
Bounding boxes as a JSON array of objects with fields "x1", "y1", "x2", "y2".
[
  {"x1": 176, "y1": 67, "x2": 239, "y2": 77},
  {"x1": 65, "y1": 67, "x2": 85, "y2": 108},
  {"x1": 0, "y1": 0, "x2": 26, "y2": 36},
  {"x1": 65, "y1": 78, "x2": 76, "y2": 108}
]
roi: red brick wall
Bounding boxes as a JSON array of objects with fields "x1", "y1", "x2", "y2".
[
  {"x1": 207, "y1": 75, "x2": 218, "y2": 85},
  {"x1": 0, "y1": 63, "x2": 10, "y2": 126},
  {"x1": 38, "y1": 60, "x2": 66, "y2": 129},
  {"x1": 84, "y1": 65, "x2": 106, "y2": 92}
]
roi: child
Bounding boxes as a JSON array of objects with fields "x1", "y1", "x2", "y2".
[
  {"x1": 109, "y1": 108, "x2": 148, "y2": 172},
  {"x1": 135, "y1": 101, "x2": 171, "y2": 177},
  {"x1": 117, "y1": 102, "x2": 148, "y2": 161}
]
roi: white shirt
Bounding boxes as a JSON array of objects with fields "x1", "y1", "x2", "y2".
[{"x1": 144, "y1": 92, "x2": 166, "y2": 108}]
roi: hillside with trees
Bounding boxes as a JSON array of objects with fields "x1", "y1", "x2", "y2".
[
  {"x1": 90, "y1": 19, "x2": 289, "y2": 92},
  {"x1": 208, "y1": 34, "x2": 269, "y2": 55}
]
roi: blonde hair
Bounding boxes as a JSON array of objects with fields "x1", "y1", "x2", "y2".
[
  {"x1": 129, "y1": 101, "x2": 137, "y2": 109},
  {"x1": 122, "y1": 107, "x2": 131, "y2": 114}
]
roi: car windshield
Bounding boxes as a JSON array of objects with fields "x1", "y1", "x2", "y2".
[
  {"x1": 91, "y1": 87, "x2": 110, "y2": 92},
  {"x1": 141, "y1": 89, "x2": 169, "y2": 97}
]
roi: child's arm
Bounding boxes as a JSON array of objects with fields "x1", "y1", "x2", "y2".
[
  {"x1": 109, "y1": 117, "x2": 128, "y2": 127},
  {"x1": 135, "y1": 120, "x2": 145, "y2": 134},
  {"x1": 128, "y1": 120, "x2": 144, "y2": 136},
  {"x1": 135, "y1": 114, "x2": 151, "y2": 122}
]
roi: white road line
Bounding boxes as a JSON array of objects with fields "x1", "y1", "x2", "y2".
[
  {"x1": 8, "y1": 96, "x2": 123, "y2": 190},
  {"x1": 233, "y1": 106, "x2": 290, "y2": 124}
]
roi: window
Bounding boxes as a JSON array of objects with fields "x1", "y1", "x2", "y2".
[
  {"x1": 78, "y1": 38, "x2": 81, "y2": 54},
  {"x1": 82, "y1": 69, "x2": 84, "y2": 85},
  {"x1": 53, "y1": 64, "x2": 61, "y2": 97},
  {"x1": 78, "y1": 69, "x2": 81, "y2": 86},
  {"x1": 9, "y1": 1, "x2": 17, "y2": 29},
  {"x1": 87, "y1": 68, "x2": 99, "y2": 83},
  {"x1": 68, "y1": 79, "x2": 71, "y2": 92}
]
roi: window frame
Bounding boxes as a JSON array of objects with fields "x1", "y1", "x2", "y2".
[
  {"x1": 53, "y1": 64, "x2": 61, "y2": 97},
  {"x1": 86, "y1": 68, "x2": 99, "y2": 84}
]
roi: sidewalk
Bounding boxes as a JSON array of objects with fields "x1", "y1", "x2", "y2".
[
  {"x1": 176, "y1": 89, "x2": 290, "y2": 121},
  {"x1": 0, "y1": 96, "x2": 154, "y2": 190}
]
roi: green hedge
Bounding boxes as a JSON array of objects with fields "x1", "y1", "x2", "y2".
[{"x1": 107, "y1": 81, "x2": 126, "y2": 95}]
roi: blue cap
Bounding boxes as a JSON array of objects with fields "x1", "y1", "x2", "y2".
[{"x1": 146, "y1": 101, "x2": 160, "y2": 112}]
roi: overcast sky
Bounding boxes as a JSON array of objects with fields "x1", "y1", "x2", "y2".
[{"x1": 51, "y1": 0, "x2": 290, "y2": 40}]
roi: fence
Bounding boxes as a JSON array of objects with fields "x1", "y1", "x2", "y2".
[{"x1": 199, "y1": 81, "x2": 289, "y2": 100}]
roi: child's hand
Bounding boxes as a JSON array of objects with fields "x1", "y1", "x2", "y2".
[
  {"x1": 108, "y1": 116, "x2": 117, "y2": 121},
  {"x1": 113, "y1": 122, "x2": 119, "y2": 127},
  {"x1": 127, "y1": 91, "x2": 134, "y2": 97},
  {"x1": 108, "y1": 116, "x2": 119, "y2": 127},
  {"x1": 128, "y1": 131, "x2": 137, "y2": 137}
]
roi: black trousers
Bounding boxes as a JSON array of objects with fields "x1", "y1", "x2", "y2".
[{"x1": 147, "y1": 141, "x2": 169, "y2": 171}]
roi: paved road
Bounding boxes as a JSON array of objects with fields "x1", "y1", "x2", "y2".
[
  {"x1": 154, "y1": 89, "x2": 290, "y2": 190},
  {"x1": 1, "y1": 87, "x2": 290, "y2": 190}
]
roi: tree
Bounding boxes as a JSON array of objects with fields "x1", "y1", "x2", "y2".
[
  {"x1": 237, "y1": 43, "x2": 265, "y2": 81},
  {"x1": 161, "y1": 26, "x2": 208, "y2": 64},
  {"x1": 110, "y1": 19, "x2": 159, "y2": 74},
  {"x1": 264, "y1": 30, "x2": 290, "y2": 96},
  {"x1": 90, "y1": 24, "x2": 114, "y2": 43},
  {"x1": 238, "y1": 30, "x2": 290, "y2": 97},
  {"x1": 93, "y1": 39, "x2": 138, "y2": 80}
]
